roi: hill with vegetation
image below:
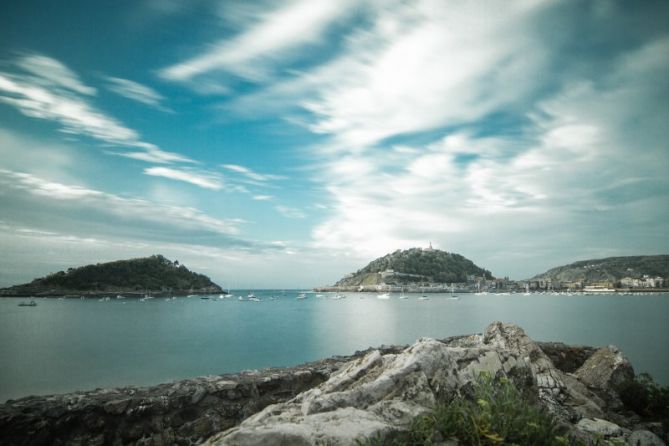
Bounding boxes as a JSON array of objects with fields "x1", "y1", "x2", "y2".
[
  {"x1": 0, "y1": 255, "x2": 222, "y2": 296},
  {"x1": 529, "y1": 255, "x2": 669, "y2": 283},
  {"x1": 334, "y1": 248, "x2": 493, "y2": 288}
]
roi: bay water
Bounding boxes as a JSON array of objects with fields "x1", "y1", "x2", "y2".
[{"x1": 1, "y1": 291, "x2": 668, "y2": 402}]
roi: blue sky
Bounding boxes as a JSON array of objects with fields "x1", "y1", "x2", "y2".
[{"x1": 1, "y1": 0, "x2": 668, "y2": 288}]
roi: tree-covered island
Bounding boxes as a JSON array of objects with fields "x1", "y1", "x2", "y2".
[{"x1": 0, "y1": 255, "x2": 222, "y2": 297}]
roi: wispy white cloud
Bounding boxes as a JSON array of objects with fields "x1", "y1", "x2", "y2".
[
  {"x1": 309, "y1": 33, "x2": 669, "y2": 277},
  {"x1": 0, "y1": 169, "x2": 242, "y2": 235},
  {"x1": 104, "y1": 76, "x2": 172, "y2": 112},
  {"x1": 252, "y1": 194, "x2": 273, "y2": 201},
  {"x1": 213, "y1": 0, "x2": 550, "y2": 149},
  {"x1": 221, "y1": 163, "x2": 284, "y2": 183},
  {"x1": 275, "y1": 205, "x2": 306, "y2": 219},
  {"x1": 160, "y1": 0, "x2": 354, "y2": 85},
  {"x1": 144, "y1": 166, "x2": 223, "y2": 190},
  {"x1": 111, "y1": 148, "x2": 192, "y2": 164},
  {"x1": 0, "y1": 54, "x2": 192, "y2": 165},
  {"x1": 17, "y1": 53, "x2": 96, "y2": 96}
]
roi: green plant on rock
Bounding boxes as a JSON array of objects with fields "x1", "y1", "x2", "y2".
[
  {"x1": 358, "y1": 372, "x2": 578, "y2": 446},
  {"x1": 616, "y1": 372, "x2": 669, "y2": 430}
]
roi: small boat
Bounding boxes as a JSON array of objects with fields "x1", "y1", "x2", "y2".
[
  {"x1": 246, "y1": 289, "x2": 260, "y2": 301},
  {"x1": 200, "y1": 296, "x2": 210, "y2": 300},
  {"x1": 296, "y1": 293, "x2": 307, "y2": 299},
  {"x1": 377, "y1": 292, "x2": 390, "y2": 300},
  {"x1": 399, "y1": 288, "x2": 408, "y2": 299},
  {"x1": 116, "y1": 294, "x2": 126, "y2": 299},
  {"x1": 238, "y1": 295, "x2": 244, "y2": 301},
  {"x1": 583, "y1": 286, "x2": 616, "y2": 294},
  {"x1": 418, "y1": 296, "x2": 429, "y2": 301},
  {"x1": 18, "y1": 299, "x2": 37, "y2": 307}
]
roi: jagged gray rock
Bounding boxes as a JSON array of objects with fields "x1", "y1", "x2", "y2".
[
  {"x1": 628, "y1": 430, "x2": 667, "y2": 446},
  {"x1": 0, "y1": 357, "x2": 357, "y2": 446},
  {"x1": 575, "y1": 345, "x2": 635, "y2": 390},
  {"x1": 203, "y1": 322, "x2": 637, "y2": 445},
  {"x1": 576, "y1": 417, "x2": 624, "y2": 437}
]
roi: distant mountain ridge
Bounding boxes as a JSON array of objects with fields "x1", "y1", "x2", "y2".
[
  {"x1": 0, "y1": 255, "x2": 222, "y2": 297},
  {"x1": 334, "y1": 247, "x2": 493, "y2": 288},
  {"x1": 529, "y1": 255, "x2": 669, "y2": 283}
]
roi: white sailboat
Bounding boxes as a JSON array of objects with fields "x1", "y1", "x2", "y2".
[
  {"x1": 247, "y1": 291, "x2": 260, "y2": 302},
  {"x1": 399, "y1": 287, "x2": 408, "y2": 299}
]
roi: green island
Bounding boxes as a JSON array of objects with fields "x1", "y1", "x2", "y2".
[{"x1": 0, "y1": 254, "x2": 222, "y2": 297}]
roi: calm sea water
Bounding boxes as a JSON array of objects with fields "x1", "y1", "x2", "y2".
[{"x1": 1, "y1": 291, "x2": 668, "y2": 402}]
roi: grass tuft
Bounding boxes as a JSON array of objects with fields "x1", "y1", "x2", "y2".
[{"x1": 358, "y1": 372, "x2": 580, "y2": 446}]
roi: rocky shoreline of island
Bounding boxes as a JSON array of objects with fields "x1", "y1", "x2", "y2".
[{"x1": 1, "y1": 323, "x2": 666, "y2": 446}]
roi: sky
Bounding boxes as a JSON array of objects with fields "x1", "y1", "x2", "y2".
[{"x1": 0, "y1": 0, "x2": 668, "y2": 288}]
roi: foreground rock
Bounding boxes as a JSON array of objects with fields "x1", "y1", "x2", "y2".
[
  {"x1": 1, "y1": 323, "x2": 665, "y2": 446},
  {"x1": 0, "y1": 352, "x2": 385, "y2": 446},
  {"x1": 204, "y1": 323, "x2": 662, "y2": 446}
]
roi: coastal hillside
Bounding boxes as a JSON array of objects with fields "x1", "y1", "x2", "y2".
[
  {"x1": 529, "y1": 255, "x2": 669, "y2": 283},
  {"x1": 0, "y1": 255, "x2": 222, "y2": 296},
  {"x1": 333, "y1": 247, "x2": 493, "y2": 288}
]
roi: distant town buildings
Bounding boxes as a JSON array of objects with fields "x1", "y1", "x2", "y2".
[{"x1": 620, "y1": 275, "x2": 664, "y2": 288}]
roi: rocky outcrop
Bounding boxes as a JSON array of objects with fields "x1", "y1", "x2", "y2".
[
  {"x1": 0, "y1": 354, "x2": 373, "y2": 446},
  {"x1": 2, "y1": 323, "x2": 665, "y2": 446},
  {"x1": 575, "y1": 345, "x2": 635, "y2": 390},
  {"x1": 204, "y1": 322, "x2": 664, "y2": 446}
]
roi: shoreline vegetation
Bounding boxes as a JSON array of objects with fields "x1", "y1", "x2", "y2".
[{"x1": 1, "y1": 323, "x2": 666, "y2": 445}]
